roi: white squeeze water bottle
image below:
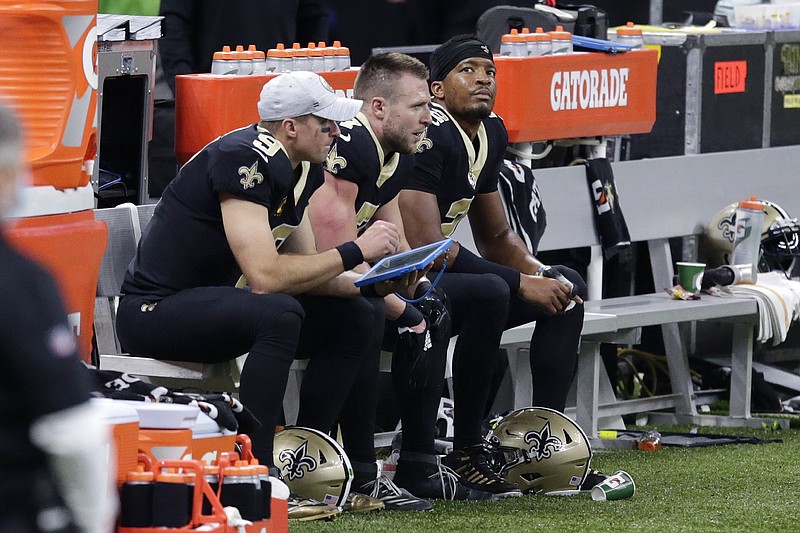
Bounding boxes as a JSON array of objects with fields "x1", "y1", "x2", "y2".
[
  {"x1": 731, "y1": 196, "x2": 765, "y2": 275},
  {"x1": 249, "y1": 44, "x2": 267, "y2": 75},
  {"x1": 529, "y1": 27, "x2": 552, "y2": 57},
  {"x1": 320, "y1": 42, "x2": 337, "y2": 72},
  {"x1": 211, "y1": 45, "x2": 239, "y2": 75},
  {"x1": 266, "y1": 43, "x2": 292, "y2": 73},
  {"x1": 292, "y1": 42, "x2": 310, "y2": 71},
  {"x1": 307, "y1": 42, "x2": 325, "y2": 72},
  {"x1": 614, "y1": 22, "x2": 644, "y2": 50},
  {"x1": 548, "y1": 25, "x2": 573, "y2": 54},
  {"x1": 235, "y1": 45, "x2": 253, "y2": 76},
  {"x1": 500, "y1": 28, "x2": 526, "y2": 57},
  {"x1": 332, "y1": 40, "x2": 351, "y2": 71}
]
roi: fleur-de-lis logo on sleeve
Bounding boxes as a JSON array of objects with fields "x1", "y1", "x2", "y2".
[{"x1": 239, "y1": 161, "x2": 264, "y2": 190}]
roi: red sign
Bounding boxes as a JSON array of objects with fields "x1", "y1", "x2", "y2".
[{"x1": 714, "y1": 61, "x2": 747, "y2": 94}]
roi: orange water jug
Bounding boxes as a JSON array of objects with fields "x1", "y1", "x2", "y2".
[{"x1": 0, "y1": 1, "x2": 98, "y2": 189}]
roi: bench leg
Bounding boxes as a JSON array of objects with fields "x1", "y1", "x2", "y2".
[
  {"x1": 729, "y1": 322, "x2": 754, "y2": 418},
  {"x1": 282, "y1": 367, "x2": 304, "y2": 426},
  {"x1": 661, "y1": 322, "x2": 697, "y2": 416},
  {"x1": 504, "y1": 344, "x2": 533, "y2": 410},
  {"x1": 575, "y1": 340, "x2": 602, "y2": 437},
  {"x1": 649, "y1": 238, "x2": 697, "y2": 416}
]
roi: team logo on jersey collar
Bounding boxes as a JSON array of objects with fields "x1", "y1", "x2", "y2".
[
  {"x1": 278, "y1": 440, "x2": 318, "y2": 480},
  {"x1": 416, "y1": 130, "x2": 433, "y2": 153},
  {"x1": 524, "y1": 420, "x2": 563, "y2": 462},
  {"x1": 326, "y1": 144, "x2": 347, "y2": 173},
  {"x1": 468, "y1": 170, "x2": 478, "y2": 189},
  {"x1": 239, "y1": 161, "x2": 264, "y2": 190}
]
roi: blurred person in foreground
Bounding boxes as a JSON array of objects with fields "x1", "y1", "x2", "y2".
[{"x1": 0, "y1": 101, "x2": 117, "y2": 533}]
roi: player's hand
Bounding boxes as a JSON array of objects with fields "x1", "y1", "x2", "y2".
[
  {"x1": 539, "y1": 265, "x2": 584, "y2": 311},
  {"x1": 355, "y1": 220, "x2": 400, "y2": 262},
  {"x1": 396, "y1": 283, "x2": 451, "y2": 389},
  {"x1": 373, "y1": 263, "x2": 432, "y2": 297},
  {"x1": 518, "y1": 273, "x2": 574, "y2": 315}
]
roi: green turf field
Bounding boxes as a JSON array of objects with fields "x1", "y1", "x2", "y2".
[{"x1": 290, "y1": 421, "x2": 800, "y2": 533}]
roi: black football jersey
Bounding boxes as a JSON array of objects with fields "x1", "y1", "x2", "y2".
[
  {"x1": 324, "y1": 112, "x2": 414, "y2": 234},
  {"x1": 406, "y1": 102, "x2": 508, "y2": 237},
  {"x1": 122, "y1": 124, "x2": 322, "y2": 297},
  {"x1": 498, "y1": 159, "x2": 547, "y2": 255}
]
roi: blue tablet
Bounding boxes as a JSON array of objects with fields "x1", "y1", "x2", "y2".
[{"x1": 354, "y1": 239, "x2": 453, "y2": 287}]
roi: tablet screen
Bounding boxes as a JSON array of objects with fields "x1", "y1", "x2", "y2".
[{"x1": 355, "y1": 239, "x2": 453, "y2": 287}]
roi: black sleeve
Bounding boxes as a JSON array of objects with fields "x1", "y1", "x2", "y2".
[
  {"x1": 209, "y1": 147, "x2": 277, "y2": 211},
  {"x1": 476, "y1": 118, "x2": 508, "y2": 195},
  {"x1": 159, "y1": 0, "x2": 199, "y2": 93},
  {"x1": 325, "y1": 129, "x2": 374, "y2": 188},
  {"x1": 408, "y1": 126, "x2": 448, "y2": 194},
  {"x1": 0, "y1": 262, "x2": 91, "y2": 419}
]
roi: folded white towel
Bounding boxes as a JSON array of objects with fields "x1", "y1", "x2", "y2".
[{"x1": 729, "y1": 272, "x2": 800, "y2": 345}]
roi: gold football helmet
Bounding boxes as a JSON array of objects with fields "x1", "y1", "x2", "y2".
[
  {"x1": 485, "y1": 407, "x2": 592, "y2": 495},
  {"x1": 273, "y1": 426, "x2": 353, "y2": 508}
]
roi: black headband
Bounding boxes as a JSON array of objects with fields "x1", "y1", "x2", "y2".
[{"x1": 429, "y1": 38, "x2": 494, "y2": 84}]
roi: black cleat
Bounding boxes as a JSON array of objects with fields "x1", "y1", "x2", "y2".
[{"x1": 442, "y1": 445, "x2": 522, "y2": 498}]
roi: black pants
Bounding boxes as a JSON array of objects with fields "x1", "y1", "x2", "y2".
[
  {"x1": 294, "y1": 294, "x2": 385, "y2": 464},
  {"x1": 117, "y1": 288, "x2": 304, "y2": 465},
  {"x1": 393, "y1": 266, "x2": 586, "y2": 452}
]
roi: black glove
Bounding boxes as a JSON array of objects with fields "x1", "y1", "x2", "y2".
[
  {"x1": 395, "y1": 282, "x2": 451, "y2": 389},
  {"x1": 412, "y1": 282, "x2": 451, "y2": 344},
  {"x1": 700, "y1": 265, "x2": 737, "y2": 291}
]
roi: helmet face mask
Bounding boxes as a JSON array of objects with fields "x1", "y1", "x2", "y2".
[
  {"x1": 703, "y1": 200, "x2": 800, "y2": 278},
  {"x1": 273, "y1": 426, "x2": 353, "y2": 508},
  {"x1": 760, "y1": 215, "x2": 800, "y2": 275},
  {"x1": 485, "y1": 407, "x2": 592, "y2": 495}
]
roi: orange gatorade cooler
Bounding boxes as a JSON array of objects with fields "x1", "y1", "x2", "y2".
[
  {"x1": 0, "y1": 0, "x2": 98, "y2": 189},
  {"x1": 191, "y1": 412, "x2": 237, "y2": 465},
  {"x1": 139, "y1": 427, "x2": 194, "y2": 462},
  {"x1": 1, "y1": 1, "x2": 104, "y2": 364},
  {"x1": 91, "y1": 398, "x2": 140, "y2": 486},
  {"x1": 119, "y1": 401, "x2": 200, "y2": 462},
  {"x1": 6, "y1": 211, "x2": 107, "y2": 363}
]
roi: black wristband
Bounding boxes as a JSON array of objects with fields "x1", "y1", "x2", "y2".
[
  {"x1": 336, "y1": 241, "x2": 364, "y2": 271},
  {"x1": 359, "y1": 284, "x2": 381, "y2": 298},
  {"x1": 396, "y1": 302, "x2": 424, "y2": 328},
  {"x1": 451, "y1": 246, "x2": 521, "y2": 293},
  {"x1": 414, "y1": 280, "x2": 433, "y2": 299}
]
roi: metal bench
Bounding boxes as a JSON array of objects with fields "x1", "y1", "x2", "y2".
[
  {"x1": 94, "y1": 204, "x2": 245, "y2": 392},
  {"x1": 452, "y1": 146, "x2": 800, "y2": 438}
]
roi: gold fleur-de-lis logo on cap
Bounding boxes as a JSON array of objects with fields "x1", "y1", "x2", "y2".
[
  {"x1": 239, "y1": 161, "x2": 264, "y2": 190},
  {"x1": 481, "y1": 45, "x2": 490, "y2": 54}
]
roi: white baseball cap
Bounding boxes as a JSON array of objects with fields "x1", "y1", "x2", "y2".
[{"x1": 257, "y1": 71, "x2": 363, "y2": 122}]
